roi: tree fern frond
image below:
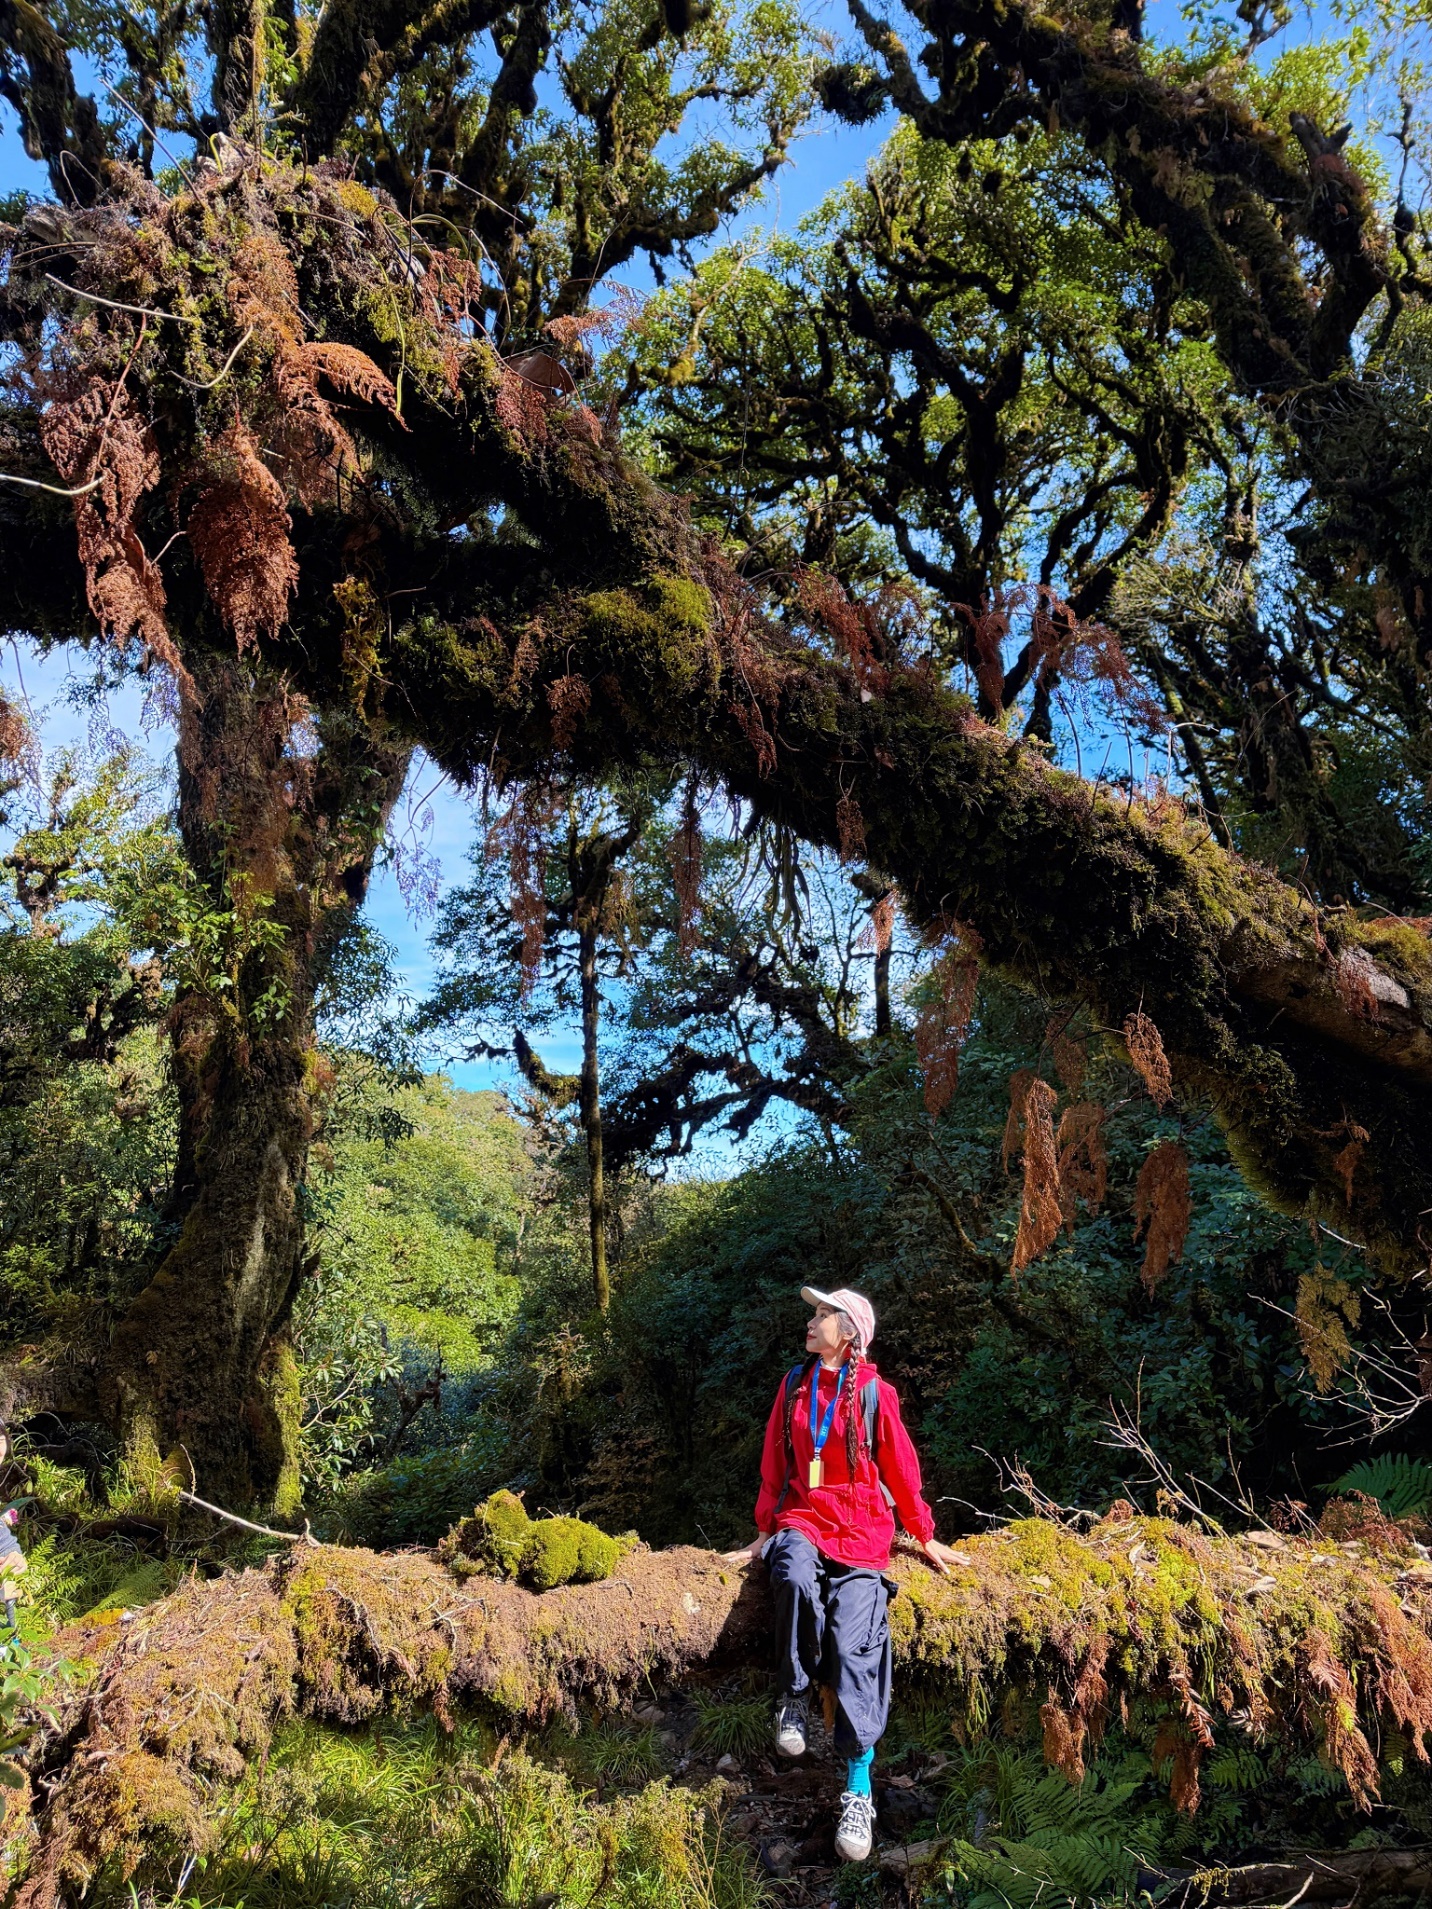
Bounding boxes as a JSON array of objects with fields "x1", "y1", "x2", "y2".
[{"x1": 1330, "y1": 1453, "x2": 1432, "y2": 1517}]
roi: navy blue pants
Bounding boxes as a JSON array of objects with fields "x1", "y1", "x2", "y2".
[{"x1": 766, "y1": 1528, "x2": 892, "y2": 1756}]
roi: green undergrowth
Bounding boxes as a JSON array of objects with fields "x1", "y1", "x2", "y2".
[
  {"x1": 78, "y1": 1716, "x2": 771, "y2": 1909},
  {"x1": 915, "y1": 1711, "x2": 1421, "y2": 1908},
  {"x1": 10, "y1": 1454, "x2": 275, "y2": 1650}
]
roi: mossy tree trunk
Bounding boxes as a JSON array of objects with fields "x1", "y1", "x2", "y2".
[
  {"x1": 100, "y1": 658, "x2": 409, "y2": 1510},
  {"x1": 577, "y1": 916, "x2": 610, "y2": 1313}
]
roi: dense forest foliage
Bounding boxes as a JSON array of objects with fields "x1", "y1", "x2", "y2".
[{"x1": 6, "y1": 0, "x2": 1432, "y2": 1892}]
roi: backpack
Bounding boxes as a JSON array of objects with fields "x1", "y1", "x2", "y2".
[{"x1": 774, "y1": 1360, "x2": 887, "y2": 1513}]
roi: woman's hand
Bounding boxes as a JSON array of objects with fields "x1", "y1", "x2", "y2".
[
  {"x1": 920, "y1": 1537, "x2": 973, "y2": 1576},
  {"x1": 722, "y1": 1534, "x2": 769, "y2": 1565}
]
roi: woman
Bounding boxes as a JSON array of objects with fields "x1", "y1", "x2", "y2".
[{"x1": 725, "y1": 1285, "x2": 965, "y2": 1862}]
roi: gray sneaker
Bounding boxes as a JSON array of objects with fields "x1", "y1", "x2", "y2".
[
  {"x1": 773, "y1": 1693, "x2": 808, "y2": 1758},
  {"x1": 835, "y1": 1789, "x2": 875, "y2": 1862}
]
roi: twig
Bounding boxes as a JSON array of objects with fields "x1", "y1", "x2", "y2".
[
  {"x1": 177, "y1": 1489, "x2": 317, "y2": 1544},
  {"x1": 172, "y1": 326, "x2": 254, "y2": 390},
  {"x1": 46, "y1": 275, "x2": 202, "y2": 326},
  {"x1": 0, "y1": 470, "x2": 105, "y2": 496},
  {"x1": 1097, "y1": 1401, "x2": 1226, "y2": 1534}
]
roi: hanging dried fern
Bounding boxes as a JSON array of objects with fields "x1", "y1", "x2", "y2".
[
  {"x1": 835, "y1": 792, "x2": 867, "y2": 862},
  {"x1": 1002, "y1": 1067, "x2": 1037, "y2": 1172},
  {"x1": 0, "y1": 690, "x2": 31, "y2": 768},
  {"x1": 1331, "y1": 1121, "x2": 1370, "y2": 1205},
  {"x1": 1012, "y1": 1077, "x2": 1061, "y2": 1272},
  {"x1": 39, "y1": 377, "x2": 173, "y2": 670},
  {"x1": 1132, "y1": 1140, "x2": 1191, "y2": 1289},
  {"x1": 546, "y1": 674, "x2": 591, "y2": 751},
  {"x1": 1123, "y1": 1010, "x2": 1172, "y2": 1109},
  {"x1": 1048, "y1": 1013, "x2": 1087, "y2": 1097},
  {"x1": 870, "y1": 890, "x2": 894, "y2": 955},
  {"x1": 912, "y1": 929, "x2": 980, "y2": 1119},
  {"x1": 186, "y1": 420, "x2": 300, "y2": 649},
  {"x1": 1056, "y1": 1102, "x2": 1108, "y2": 1224},
  {"x1": 486, "y1": 784, "x2": 556, "y2": 998},
  {"x1": 670, "y1": 779, "x2": 702, "y2": 958}
]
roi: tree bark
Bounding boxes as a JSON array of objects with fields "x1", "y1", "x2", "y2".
[
  {"x1": 873, "y1": 940, "x2": 892, "y2": 1037},
  {"x1": 577, "y1": 918, "x2": 610, "y2": 1312},
  {"x1": 99, "y1": 660, "x2": 409, "y2": 1509}
]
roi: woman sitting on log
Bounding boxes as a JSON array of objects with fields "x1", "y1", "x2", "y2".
[{"x1": 726, "y1": 1286, "x2": 965, "y2": 1862}]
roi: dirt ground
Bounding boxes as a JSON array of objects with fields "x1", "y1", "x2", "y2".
[{"x1": 632, "y1": 1681, "x2": 943, "y2": 1907}]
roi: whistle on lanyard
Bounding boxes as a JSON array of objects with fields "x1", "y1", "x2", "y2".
[{"x1": 806, "y1": 1363, "x2": 846, "y2": 1494}]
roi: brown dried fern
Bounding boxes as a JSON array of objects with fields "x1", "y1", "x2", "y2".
[
  {"x1": 912, "y1": 932, "x2": 980, "y2": 1120},
  {"x1": 1133, "y1": 1140, "x2": 1191, "y2": 1290},
  {"x1": 1002, "y1": 1067, "x2": 1036, "y2": 1172},
  {"x1": 1056, "y1": 1101, "x2": 1108, "y2": 1223},
  {"x1": 546, "y1": 674, "x2": 591, "y2": 751},
  {"x1": 670, "y1": 780, "x2": 702, "y2": 958},
  {"x1": 1012, "y1": 1077, "x2": 1061, "y2": 1272},
  {"x1": 186, "y1": 421, "x2": 300, "y2": 650},
  {"x1": 1123, "y1": 1010, "x2": 1172, "y2": 1109},
  {"x1": 1048, "y1": 1014, "x2": 1087, "y2": 1097}
]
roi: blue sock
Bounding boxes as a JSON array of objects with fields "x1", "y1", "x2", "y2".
[{"x1": 846, "y1": 1747, "x2": 874, "y2": 1796}]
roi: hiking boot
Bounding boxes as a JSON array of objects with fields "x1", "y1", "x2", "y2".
[
  {"x1": 773, "y1": 1693, "x2": 808, "y2": 1758},
  {"x1": 834, "y1": 1790, "x2": 875, "y2": 1862}
]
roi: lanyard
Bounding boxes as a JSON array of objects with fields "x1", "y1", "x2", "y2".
[{"x1": 809, "y1": 1361, "x2": 847, "y2": 1461}]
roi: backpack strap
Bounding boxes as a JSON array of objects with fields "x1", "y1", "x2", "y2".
[
  {"x1": 859, "y1": 1375, "x2": 880, "y2": 1457},
  {"x1": 860, "y1": 1374, "x2": 896, "y2": 1511},
  {"x1": 775, "y1": 1365, "x2": 888, "y2": 1513}
]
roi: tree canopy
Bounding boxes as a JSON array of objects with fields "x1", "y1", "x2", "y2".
[{"x1": 2, "y1": 0, "x2": 1431, "y2": 1503}]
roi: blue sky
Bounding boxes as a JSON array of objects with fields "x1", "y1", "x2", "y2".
[{"x1": 0, "y1": 0, "x2": 1358, "y2": 1105}]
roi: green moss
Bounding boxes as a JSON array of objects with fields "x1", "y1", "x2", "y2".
[
  {"x1": 580, "y1": 574, "x2": 717, "y2": 701},
  {"x1": 437, "y1": 1493, "x2": 628, "y2": 1590},
  {"x1": 1347, "y1": 915, "x2": 1432, "y2": 990},
  {"x1": 521, "y1": 1518, "x2": 584, "y2": 1593},
  {"x1": 254, "y1": 1336, "x2": 303, "y2": 1523}
]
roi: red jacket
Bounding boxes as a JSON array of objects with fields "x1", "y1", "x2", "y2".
[{"x1": 753, "y1": 1358, "x2": 935, "y2": 1570}]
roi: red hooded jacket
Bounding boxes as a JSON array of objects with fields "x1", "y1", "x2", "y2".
[{"x1": 753, "y1": 1358, "x2": 935, "y2": 1570}]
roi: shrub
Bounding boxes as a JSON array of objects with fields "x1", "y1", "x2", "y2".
[{"x1": 75, "y1": 1720, "x2": 768, "y2": 1909}]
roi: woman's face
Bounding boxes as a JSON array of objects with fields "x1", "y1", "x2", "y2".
[{"x1": 806, "y1": 1302, "x2": 852, "y2": 1362}]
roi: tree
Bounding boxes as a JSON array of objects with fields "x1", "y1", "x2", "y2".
[
  {"x1": 0, "y1": 0, "x2": 810, "y2": 1500},
  {"x1": 626, "y1": 105, "x2": 1432, "y2": 909},
  {"x1": 601, "y1": 818, "x2": 892, "y2": 1163},
  {"x1": 4, "y1": 0, "x2": 1432, "y2": 1507},
  {"x1": 422, "y1": 779, "x2": 661, "y2": 1310},
  {"x1": 627, "y1": 121, "x2": 1228, "y2": 734},
  {"x1": 0, "y1": 741, "x2": 183, "y2": 1355}
]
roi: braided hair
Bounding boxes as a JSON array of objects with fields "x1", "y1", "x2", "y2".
[{"x1": 836, "y1": 1313, "x2": 870, "y2": 1473}]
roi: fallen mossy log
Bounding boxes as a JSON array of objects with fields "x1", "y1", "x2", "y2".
[
  {"x1": 1163, "y1": 1849, "x2": 1432, "y2": 1907},
  {"x1": 14, "y1": 1513, "x2": 1432, "y2": 1906}
]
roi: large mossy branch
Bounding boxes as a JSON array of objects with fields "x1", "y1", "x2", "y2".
[
  {"x1": 384, "y1": 544, "x2": 1432, "y2": 1263},
  {"x1": 18, "y1": 1517, "x2": 1432, "y2": 1905}
]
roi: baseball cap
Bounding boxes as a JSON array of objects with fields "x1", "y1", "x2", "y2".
[{"x1": 801, "y1": 1285, "x2": 876, "y2": 1353}]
